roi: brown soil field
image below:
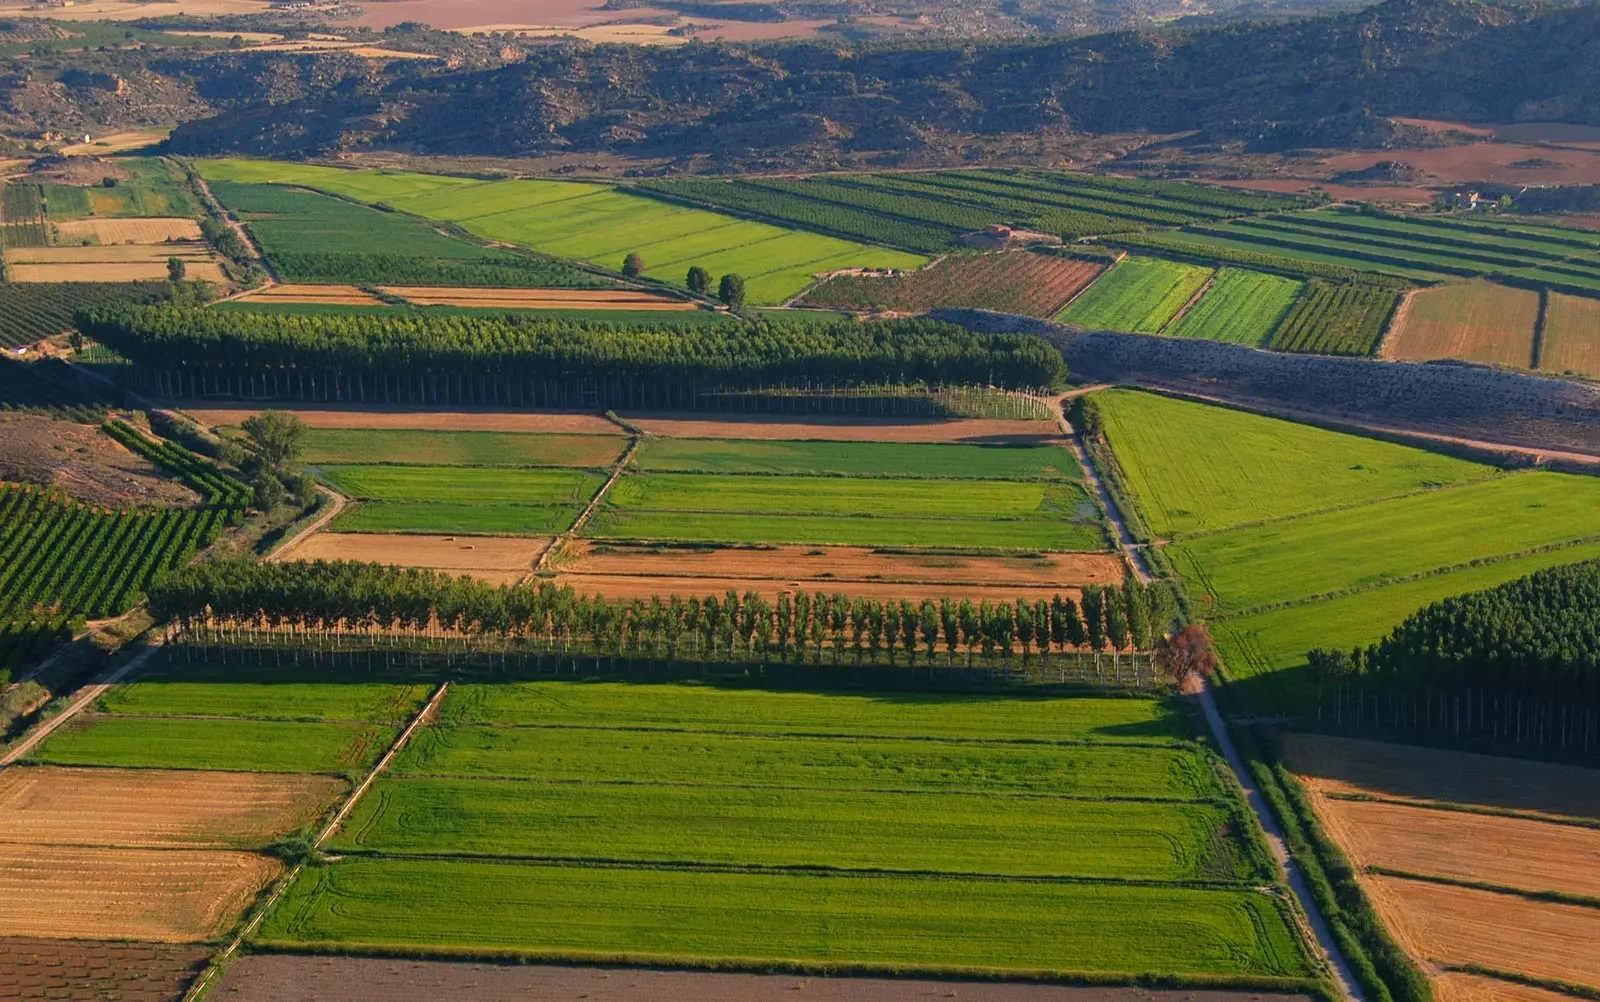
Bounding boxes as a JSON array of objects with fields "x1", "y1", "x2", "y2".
[
  {"x1": 0, "y1": 413, "x2": 199, "y2": 507},
  {"x1": 626, "y1": 413, "x2": 1061, "y2": 444},
  {"x1": 0, "y1": 766, "x2": 344, "y2": 849},
  {"x1": 1384, "y1": 281, "x2": 1540, "y2": 366},
  {"x1": 555, "y1": 573, "x2": 1091, "y2": 604},
  {"x1": 5, "y1": 242, "x2": 214, "y2": 264},
  {"x1": 381, "y1": 286, "x2": 698, "y2": 310},
  {"x1": 246, "y1": 40, "x2": 437, "y2": 58},
  {"x1": 556, "y1": 539, "x2": 1124, "y2": 587},
  {"x1": 241, "y1": 284, "x2": 385, "y2": 306},
  {"x1": 213, "y1": 955, "x2": 1316, "y2": 1002},
  {"x1": 795, "y1": 253, "x2": 1105, "y2": 319},
  {"x1": 53, "y1": 217, "x2": 202, "y2": 244},
  {"x1": 57, "y1": 129, "x2": 174, "y2": 156},
  {"x1": 1324, "y1": 144, "x2": 1600, "y2": 185},
  {"x1": 1305, "y1": 793, "x2": 1600, "y2": 898},
  {"x1": 1540, "y1": 292, "x2": 1600, "y2": 379},
  {"x1": 1365, "y1": 875, "x2": 1600, "y2": 989},
  {"x1": 0, "y1": 0, "x2": 272, "y2": 19},
  {"x1": 1280, "y1": 732, "x2": 1600, "y2": 820},
  {"x1": 288, "y1": 532, "x2": 553, "y2": 583},
  {"x1": 0, "y1": 937, "x2": 209, "y2": 1002},
  {"x1": 178, "y1": 404, "x2": 622, "y2": 435},
  {"x1": 1436, "y1": 972, "x2": 1581, "y2": 1002},
  {"x1": 0, "y1": 844, "x2": 278, "y2": 942},
  {"x1": 5, "y1": 261, "x2": 227, "y2": 283}
]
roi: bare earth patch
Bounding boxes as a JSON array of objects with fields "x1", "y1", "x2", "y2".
[
  {"x1": 0, "y1": 766, "x2": 345, "y2": 849},
  {"x1": 213, "y1": 956, "x2": 1316, "y2": 1002},
  {"x1": 0, "y1": 414, "x2": 198, "y2": 507},
  {"x1": 0, "y1": 844, "x2": 278, "y2": 942},
  {"x1": 287, "y1": 532, "x2": 553, "y2": 583},
  {"x1": 53, "y1": 217, "x2": 202, "y2": 244},
  {"x1": 177, "y1": 404, "x2": 622, "y2": 435},
  {"x1": 1365, "y1": 876, "x2": 1600, "y2": 989},
  {"x1": 626, "y1": 413, "x2": 1062, "y2": 444},
  {"x1": 0, "y1": 937, "x2": 209, "y2": 1002}
]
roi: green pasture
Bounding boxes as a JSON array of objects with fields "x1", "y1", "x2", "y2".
[
  {"x1": 198, "y1": 159, "x2": 481, "y2": 203},
  {"x1": 335, "y1": 779, "x2": 1240, "y2": 881},
  {"x1": 101, "y1": 679, "x2": 431, "y2": 724},
  {"x1": 606, "y1": 473, "x2": 1087, "y2": 519},
  {"x1": 328, "y1": 501, "x2": 582, "y2": 536},
  {"x1": 1171, "y1": 471, "x2": 1600, "y2": 614},
  {"x1": 584, "y1": 509, "x2": 1106, "y2": 550},
  {"x1": 1166, "y1": 269, "x2": 1302, "y2": 346},
  {"x1": 259, "y1": 858, "x2": 1308, "y2": 977},
  {"x1": 633, "y1": 439, "x2": 1080, "y2": 480},
  {"x1": 393, "y1": 725, "x2": 1219, "y2": 799},
  {"x1": 1093, "y1": 389, "x2": 1496, "y2": 536},
  {"x1": 438, "y1": 682, "x2": 1191, "y2": 741},
  {"x1": 29, "y1": 716, "x2": 393, "y2": 773},
  {"x1": 1056, "y1": 256, "x2": 1213, "y2": 332},
  {"x1": 318, "y1": 466, "x2": 604, "y2": 505},
  {"x1": 301, "y1": 429, "x2": 626, "y2": 469}
]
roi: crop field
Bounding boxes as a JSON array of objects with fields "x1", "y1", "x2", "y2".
[
  {"x1": 1539, "y1": 291, "x2": 1600, "y2": 378},
  {"x1": 1267, "y1": 280, "x2": 1401, "y2": 356},
  {"x1": 1384, "y1": 282, "x2": 1540, "y2": 366},
  {"x1": 246, "y1": 680, "x2": 1309, "y2": 979},
  {"x1": 1091, "y1": 390, "x2": 1494, "y2": 536},
  {"x1": 793, "y1": 251, "x2": 1105, "y2": 317},
  {"x1": 31, "y1": 717, "x2": 394, "y2": 773},
  {"x1": 42, "y1": 160, "x2": 200, "y2": 220},
  {"x1": 197, "y1": 160, "x2": 928, "y2": 305},
  {"x1": 1056, "y1": 256, "x2": 1214, "y2": 332},
  {"x1": 3, "y1": 240, "x2": 225, "y2": 284},
  {"x1": 236, "y1": 284, "x2": 386, "y2": 307},
  {"x1": 1166, "y1": 269, "x2": 1302, "y2": 346},
  {"x1": 300, "y1": 429, "x2": 628, "y2": 468},
  {"x1": 0, "y1": 938, "x2": 210, "y2": 1002},
  {"x1": 320, "y1": 465, "x2": 604, "y2": 536},
  {"x1": 54, "y1": 217, "x2": 202, "y2": 244},
  {"x1": 633, "y1": 438, "x2": 1079, "y2": 478}
]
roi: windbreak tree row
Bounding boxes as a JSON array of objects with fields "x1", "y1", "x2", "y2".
[{"x1": 152, "y1": 559, "x2": 1169, "y2": 675}]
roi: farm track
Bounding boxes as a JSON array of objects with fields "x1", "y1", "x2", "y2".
[
  {"x1": 529, "y1": 434, "x2": 641, "y2": 580},
  {"x1": 0, "y1": 637, "x2": 164, "y2": 769},
  {"x1": 266, "y1": 486, "x2": 347, "y2": 562}
]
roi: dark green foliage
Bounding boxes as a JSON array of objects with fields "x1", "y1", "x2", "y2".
[
  {"x1": 76, "y1": 307, "x2": 1068, "y2": 391},
  {"x1": 686, "y1": 265, "x2": 711, "y2": 295},
  {"x1": 1268, "y1": 281, "x2": 1401, "y2": 356},
  {"x1": 718, "y1": 273, "x2": 746, "y2": 311},
  {"x1": 622, "y1": 253, "x2": 645, "y2": 278},
  {"x1": 0, "y1": 357, "x2": 114, "y2": 423},
  {"x1": 0, "y1": 283, "x2": 174, "y2": 348},
  {"x1": 101, "y1": 419, "x2": 252, "y2": 507}
]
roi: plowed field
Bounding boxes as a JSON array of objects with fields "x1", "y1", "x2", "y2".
[
  {"x1": 0, "y1": 766, "x2": 344, "y2": 848},
  {"x1": 0, "y1": 844, "x2": 278, "y2": 941},
  {"x1": 0, "y1": 937, "x2": 208, "y2": 1002},
  {"x1": 1384, "y1": 282, "x2": 1540, "y2": 366},
  {"x1": 627, "y1": 414, "x2": 1062, "y2": 444},
  {"x1": 287, "y1": 532, "x2": 551, "y2": 583},
  {"x1": 1540, "y1": 291, "x2": 1600, "y2": 379},
  {"x1": 180, "y1": 405, "x2": 621, "y2": 435},
  {"x1": 241, "y1": 284, "x2": 385, "y2": 306}
]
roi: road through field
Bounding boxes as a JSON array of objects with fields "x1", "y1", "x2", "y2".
[
  {"x1": 0, "y1": 638, "x2": 163, "y2": 769},
  {"x1": 266, "y1": 485, "x2": 347, "y2": 561}
]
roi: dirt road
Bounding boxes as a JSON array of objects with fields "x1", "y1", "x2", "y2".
[{"x1": 0, "y1": 639, "x2": 163, "y2": 769}]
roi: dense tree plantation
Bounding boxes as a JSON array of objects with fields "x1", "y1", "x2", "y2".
[
  {"x1": 77, "y1": 308, "x2": 1068, "y2": 405},
  {"x1": 151, "y1": 559, "x2": 1169, "y2": 678}
]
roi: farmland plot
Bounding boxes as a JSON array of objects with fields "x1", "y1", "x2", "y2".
[
  {"x1": 794, "y1": 252, "x2": 1104, "y2": 317},
  {"x1": 1166, "y1": 269, "x2": 1302, "y2": 346},
  {"x1": 1056, "y1": 256, "x2": 1213, "y2": 332},
  {"x1": 1384, "y1": 282, "x2": 1540, "y2": 366},
  {"x1": 1539, "y1": 291, "x2": 1600, "y2": 378},
  {"x1": 1268, "y1": 280, "x2": 1401, "y2": 356},
  {"x1": 300, "y1": 429, "x2": 627, "y2": 468},
  {"x1": 320, "y1": 465, "x2": 604, "y2": 536},
  {"x1": 633, "y1": 437, "x2": 1079, "y2": 479}
]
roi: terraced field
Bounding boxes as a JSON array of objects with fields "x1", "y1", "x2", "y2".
[
  {"x1": 1056, "y1": 256, "x2": 1214, "y2": 332},
  {"x1": 1166, "y1": 268, "x2": 1303, "y2": 346}
]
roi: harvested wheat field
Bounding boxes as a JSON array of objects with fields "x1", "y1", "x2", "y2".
[
  {"x1": 1540, "y1": 292, "x2": 1600, "y2": 379},
  {"x1": 242, "y1": 284, "x2": 385, "y2": 306},
  {"x1": 53, "y1": 217, "x2": 203, "y2": 244},
  {"x1": 1384, "y1": 282, "x2": 1540, "y2": 366},
  {"x1": 627, "y1": 414, "x2": 1062, "y2": 444},
  {"x1": 0, "y1": 844, "x2": 278, "y2": 941},
  {"x1": 1365, "y1": 875, "x2": 1600, "y2": 989},
  {"x1": 288, "y1": 533, "x2": 552, "y2": 583},
  {"x1": 382, "y1": 286, "x2": 699, "y2": 310},
  {"x1": 6, "y1": 242, "x2": 214, "y2": 265},
  {"x1": 5, "y1": 260, "x2": 227, "y2": 283},
  {"x1": 0, "y1": 937, "x2": 209, "y2": 1002},
  {"x1": 179, "y1": 405, "x2": 621, "y2": 435},
  {"x1": 556, "y1": 540, "x2": 1123, "y2": 587},
  {"x1": 0, "y1": 766, "x2": 344, "y2": 849},
  {"x1": 1436, "y1": 972, "x2": 1580, "y2": 1002},
  {"x1": 1306, "y1": 793, "x2": 1600, "y2": 898},
  {"x1": 1281, "y1": 733, "x2": 1600, "y2": 820}
]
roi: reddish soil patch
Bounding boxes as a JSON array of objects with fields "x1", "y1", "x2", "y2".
[
  {"x1": 1324, "y1": 144, "x2": 1600, "y2": 186},
  {"x1": 797, "y1": 253, "x2": 1104, "y2": 319},
  {"x1": 177, "y1": 404, "x2": 621, "y2": 435},
  {"x1": 1384, "y1": 281, "x2": 1540, "y2": 367},
  {"x1": 288, "y1": 532, "x2": 553, "y2": 584},
  {"x1": 0, "y1": 766, "x2": 344, "y2": 849},
  {"x1": 0, "y1": 844, "x2": 279, "y2": 942},
  {"x1": 0, "y1": 937, "x2": 209, "y2": 1002},
  {"x1": 212, "y1": 955, "x2": 1315, "y2": 1002},
  {"x1": 0, "y1": 414, "x2": 198, "y2": 507},
  {"x1": 626, "y1": 413, "x2": 1061, "y2": 444}
]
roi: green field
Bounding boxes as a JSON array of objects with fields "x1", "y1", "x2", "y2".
[
  {"x1": 607, "y1": 473, "x2": 1086, "y2": 519},
  {"x1": 101, "y1": 680, "x2": 431, "y2": 723},
  {"x1": 393, "y1": 725, "x2": 1218, "y2": 799},
  {"x1": 30, "y1": 716, "x2": 393, "y2": 773},
  {"x1": 633, "y1": 439, "x2": 1079, "y2": 480},
  {"x1": 301, "y1": 429, "x2": 627, "y2": 469},
  {"x1": 198, "y1": 159, "x2": 481, "y2": 203},
  {"x1": 584, "y1": 509, "x2": 1106, "y2": 550},
  {"x1": 1165, "y1": 269, "x2": 1302, "y2": 346},
  {"x1": 319, "y1": 466, "x2": 604, "y2": 505},
  {"x1": 329, "y1": 501, "x2": 583, "y2": 536},
  {"x1": 1057, "y1": 256, "x2": 1213, "y2": 332},
  {"x1": 260, "y1": 858, "x2": 1306, "y2": 977},
  {"x1": 1094, "y1": 389, "x2": 1495, "y2": 536}
]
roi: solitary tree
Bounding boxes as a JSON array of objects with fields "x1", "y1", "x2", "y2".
[
  {"x1": 1155, "y1": 625, "x2": 1219, "y2": 692},
  {"x1": 718, "y1": 273, "x2": 746, "y2": 310},
  {"x1": 685, "y1": 265, "x2": 710, "y2": 295},
  {"x1": 241, "y1": 410, "x2": 306, "y2": 470},
  {"x1": 167, "y1": 256, "x2": 186, "y2": 283},
  {"x1": 622, "y1": 252, "x2": 646, "y2": 278}
]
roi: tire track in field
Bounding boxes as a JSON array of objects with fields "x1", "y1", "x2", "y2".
[{"x1": 527, "y1": 433, "x2": 641, "y2": 581}]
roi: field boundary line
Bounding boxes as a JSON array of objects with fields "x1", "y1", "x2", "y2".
[
  {"x1": 265, "y1": 485, "x2": 348, "y2": 562},
  {"x1": 1364, "y1": 866, "x2": 1600, "y2": 911},
  {"x1": 1156, "y1": 267, "x2": 1218, "y2": 335},
  {"x1": 182, "y1": 680, "x2": 451, "y2": 1002},
  {"x1": 1323, "y1": 792, "x2": 1600, "y2": 831},
  {"x1": 0, "y1": 637, "x2": 164, "y2": 769},
  {"x1": 529, "y1": 435, "x2": 641, "y2": 580}
]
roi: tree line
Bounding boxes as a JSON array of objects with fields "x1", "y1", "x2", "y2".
[
  {"x1": 1308, "y1": 559, "x2": 1599, "y2": 707},
  {"x1": 77, "y1": 308, "x2": 1066, "y2": 391},
  {"x1": 151, "y1": 559, "x2": 1174, "y2": 670}
]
